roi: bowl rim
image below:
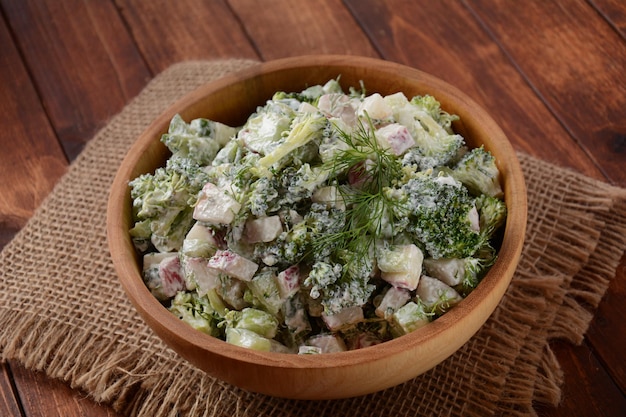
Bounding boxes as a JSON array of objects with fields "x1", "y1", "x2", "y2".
[{"x1": 107, "y1": 55, "x2": 527, "y2": 372}]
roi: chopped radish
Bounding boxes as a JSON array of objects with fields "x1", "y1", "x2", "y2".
[
  {"x1": 244, "y1": 215, "x2": 283, "y2": 243},
  {"x1": 376, "y1": 123, "x2": 415, "y2": 156},
  {"x1": 375, "y1": 286, "x2": 411, "y2": 318},
  {"x1": 322, "y1": 305, "x2": 364, "y2": 331},
  {"x1": 275, "y1": 265, "x2": 301, "y2": 299},
  {"x1": 207, "y1": 250, "x2": 258, "y2": 281},
  {"x1": 193, "y1": 182, "x2": 241, "y2": 225}
]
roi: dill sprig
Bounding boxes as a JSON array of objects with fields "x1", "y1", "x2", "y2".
[
  {"x1": 311, "y1": 114, "x2": 404, "y2": 275},
  {"x1": 325, "y1": 114, "x2": 403, "y2": 193}
]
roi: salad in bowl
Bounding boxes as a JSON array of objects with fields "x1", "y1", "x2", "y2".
[{"x1": 128, "y1": 78, "x2": 506, "y2": 355}]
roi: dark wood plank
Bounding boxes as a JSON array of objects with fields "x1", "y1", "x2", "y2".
[
  {"x1": 228, "y1": 0, "x2": 379, "y2": 60},
  {"x1": 10, "y1": 362, "x2": 122, "y2": 417},
  {"x1": 1, "y1": 364, "x2": 22, "y2": 417},
  {"x1": 345, "y1": 1, "x2": 624, "y2": 415},
  {"x1": 0, "y1": 7, "x2": 92, "y2": 416},
  {"x1": 0, "y1": 3, "x2": 68, "y2": 250},
  {"x1": 463, "y1": 0, "x2": 626, "y2": 397},
  {"x1": 465, "y1": 0, "x2": 626, "y2": 187},
  {"x1": 1, "y1": 1, "x2": 622, "y2": 416},
  {"x1": 590, "y1": 0, "x2": 626, "y2": 38},
  {"x1": 537, "y1": 340, "x2": 626, "y2": 417},
  {"x1": 344, "y1": 0, "x2": 605, "y2": 182},
  {"x1": 1, "y1": 0, "x2": 152, "y2": 160},
  {"x1": 0, "y1": 1, "x2": 149, "y2": 414},
  {"x1": 585, "y1": 253, "x2": 626, "y2": 392},
  {"x1": 115, "y1": 0, "x2": 259, "y2": 73}
]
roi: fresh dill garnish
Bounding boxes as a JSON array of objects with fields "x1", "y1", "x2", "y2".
[{"x1": 310, "y1": 114, "x2": 404, "y2": 278}]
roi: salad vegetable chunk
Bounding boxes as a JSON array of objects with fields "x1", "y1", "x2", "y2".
[{"x1": 129, "y1": 78, "x2": 507, "y2": 354}]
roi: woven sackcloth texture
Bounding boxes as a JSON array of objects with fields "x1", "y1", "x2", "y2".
[{"x1": 1, "y1": 60, "x2": 626, "y2": 417}]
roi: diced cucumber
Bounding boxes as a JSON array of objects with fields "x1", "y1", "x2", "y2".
[{"x1": 390, "y1": 301, "x2": 430, "y2": 337}]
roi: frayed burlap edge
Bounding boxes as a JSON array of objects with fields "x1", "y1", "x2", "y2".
[{"x1": 1, "y1": 59, "x2": 625, "y2": 417}]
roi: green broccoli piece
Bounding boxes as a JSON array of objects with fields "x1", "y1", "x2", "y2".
[
  {"x1": 279, "y1": 163, "x2": 329, "y2": 205},
  {"x1": 252, "y1": 202, "x2": 344, "y2": 268},
  {"x1": 410, "y1": 95, "x2": 459, "y2": 132},
  {"x1": 383, "y1": 93, "x2": 464, "y2": 170},
  {"x1": 129, "y1": 158, "x2": 209, "y2": 252},
  {"x1": 273, "y1": 85, "x2": 325, "y2": 104},
  {"x1": 397, "y1": 172, "x2": 485, "y2": 259},
  {"x1": 245, "y1": 176, "x2": 281, "y2": 217},
  {"x1": 237, "y1": 101, "x2": 295, "y2": 155},
  {"x1": 304, "y1": 261, "x2": 343, "y2": 300},
  {"x1": 451, "y1": 146, "x2": 503, "y2": 198},
  {"x1": 304, "y1": 204, "x2": 347, "y2": 260},
  {"x1": 223, "y1": 307, "x2": 279, "y2": 339},
  {"x1": 161, "y1": 114, "x2": 238, "y2": 166},
  {"x1": 169, "y1": 291, "x2": 222, "y2": 337},
  {"x1": 475, "y1": 194, "x2": 507, "y2": 239},
  {"x1": 256, "y1": 113, "x2": 328, "y2": 176},
  {"x1": 304, "y1": 261, "x2": 375, "y2": 315},
  {"x1": 252, "y1": 220, "x2": 307, "y2": 267},
  {"x1": 272, "y1": 78, "x2": 344, "y2": 104}
]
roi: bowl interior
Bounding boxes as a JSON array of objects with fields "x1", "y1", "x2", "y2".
[{"x1": 107, "y1": 55, "x2": 527, "y2": 399}]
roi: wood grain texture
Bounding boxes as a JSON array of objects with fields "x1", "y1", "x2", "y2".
[
  {"x1": 463, "y1": 0, "x2": 626, "y2": 400},
  {"x1": 115, "y1": 0, "x2": 259, "y2": 72},
  {"x1": 344, "y1": 0, "x2": 605, "y2": 181},
  {"x1": 535, "y1": 340, "x2": 626, "y2": 416},
  {"x1": 0, "y1": 0, "x2": 623, "y2": 414},
  {"x1": 590, "y1": 0, "x2": 626, "y2": 38},
  {"x1": 465, "y1": 0, "x2": 626, "y2": 187},
  {"x1": 0, "y1": 10, "x2": 67, "y2": 250},
  {"x1": 10, "y1": 362, "x2": 122, "y2": 417},
  {"x1": 1, "y1": 0, "x2": 151, "y2": 160},
  {"x1": 0, "y1": 364, "x2": 22, "y2": 417},
  {"x1": 228, "y1": 0, "x2": 379, "y2": 59},
  {"x1": 586, "y1": 253, "x2": 626, "y2": 391}
]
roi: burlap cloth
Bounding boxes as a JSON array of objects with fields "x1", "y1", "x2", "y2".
[{"x1": 1, "y1": 60, "x2": 625, "y2": 417}]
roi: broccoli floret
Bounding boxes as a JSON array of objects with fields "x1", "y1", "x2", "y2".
[
  {"x1": 304, "y1": 254, "x2": 376, "y2": 316},
  {"x1": 475, "y1": 194, "x2": 507, "y2": 239},
  {"x1": 410, "y1": 95, "x2": 459, "y2": 132},
  {"x1": 129, "y1": 158, "x2": 210, "y2": 252},
  {"x1": 245, "y1": 176, "x2": 280, "y2": 217},
  {"x1": 305, "y1": 260, "x2": 374, "y2": 315},
  {"x1": 272, "y1": 78, "x2": 344, "y2": 104},
  {"x1": 450, "y1": 146, "x2": 503, "y2": 198},
  {"x1": 304, "y1": 204, "x2": 347, "y2": 260},
  {"x1": 273, "y1": 85, "x2": 325, "y2": 104},
  {"x1": 256, "y1": 113, "x2": 328, "y2": 176},
  {"x1": 321, "y1": 279, "x2": 375, "y2": 315},
  {"x1": 384, "y1": 93, "x2": 463, "y2": 170},
  {"x1": 161, "y1": 114, "x2": 238, "y2": 166},
  {"x1": 259, "y1": 224, "x2": 308, "y2": 267},
  {"x1": 169, "y1": 291, "x2": 222, "y2": 337},
  {"x1": 304, "y1": 261, "x2": 343, "y2": 300},
  {"x1": 406, "y1": 95, "x2": 463, "y2": 168},
  {"x1": 279, "y1": 163, "x2": 329, "y2": 205},
  {"x1": 252, "y1": 203, "x2": 346, "y2": 267},
  {"x1": 237, "y1": 101, "x2": 295, "y2": 155},
  {"x1": 396, "y1": 172, "x2": 485, "y2": 259}
]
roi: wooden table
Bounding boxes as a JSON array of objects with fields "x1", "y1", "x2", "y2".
[{"x1": 1, "y1": 1, "x2": 624, "y2": 415}]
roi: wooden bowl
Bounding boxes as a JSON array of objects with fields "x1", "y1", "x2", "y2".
[{"x1": 107, "y1": 55, "x2": 527, "y2": 399}]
